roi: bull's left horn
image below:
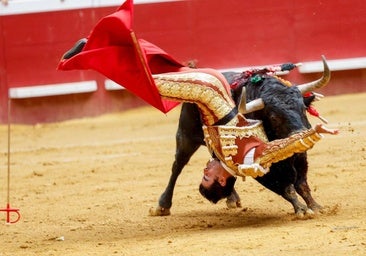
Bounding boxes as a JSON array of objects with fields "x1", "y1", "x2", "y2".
[
  {"x1": 238, "y1": 87, "x2": 265, "y2": 114},
  {"x1": 297, "y1": 55, "x2": 330, "y2": 94},
  {"x1": 245, "y1": 98, "x2": 265, "y2": 114}
]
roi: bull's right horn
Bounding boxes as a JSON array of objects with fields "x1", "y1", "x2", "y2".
[
  {"x1": 297, "y1": 55, "x2": 331, "y2": 94},
  {"x1": 238, "y1": 87, "x2": 265, "y2": 114}
]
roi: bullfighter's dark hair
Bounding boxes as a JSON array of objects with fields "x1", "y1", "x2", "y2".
[{"x1": 199, "y1": 176, "x2": 236, "y2": 204}]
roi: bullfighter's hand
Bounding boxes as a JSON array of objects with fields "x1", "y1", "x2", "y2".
[{"x1": 314, "y1": 124, "x2": 339, "y2": 135}]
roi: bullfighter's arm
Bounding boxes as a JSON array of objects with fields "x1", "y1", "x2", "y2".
[{"x1": 236, "y1": 124, "x2": 339, "y2": 178}]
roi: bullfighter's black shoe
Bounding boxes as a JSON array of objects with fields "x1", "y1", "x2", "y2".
[{"x1": 61, "y1": 38, "x2": 87, "y2": 60}]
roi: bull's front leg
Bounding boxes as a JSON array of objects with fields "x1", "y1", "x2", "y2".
[
  {"x1": 226, "y1": 187, "x2": 242, "y2": 208},
  {"x1": 293, "y1": 153, "x2": 323, "y2": 213},
  {"x1": 149, "y1": 139, "x2": 202, "y2": 216},
  {"x1": 149, "y1": 103, "x2": 241, "y2": 216},
  {"x1": 149, "y1": 103, "x2": 204, "y2": 216}
]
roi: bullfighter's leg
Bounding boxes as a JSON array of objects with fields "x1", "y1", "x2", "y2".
[{"x1": 61, "y1": 38, "x2": 87, "y2": 59}]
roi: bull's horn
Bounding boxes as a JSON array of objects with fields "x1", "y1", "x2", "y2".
[
  {"x1": 297, "y1": 55, "x2": 330, "y2": 94},
  {"x1": 238, "y1": 87, "x2": 265, "y2": 114},
  {"x1": 245, "y1": 98, "x2": 265, "y2": 114},
  {"x1": 238, "y1": 87, "x2": 247, "y2": 113}
]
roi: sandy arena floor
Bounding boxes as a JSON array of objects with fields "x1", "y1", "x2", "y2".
[{"x1": 0, "y1": 92, "x2": 365, "y2": 256}]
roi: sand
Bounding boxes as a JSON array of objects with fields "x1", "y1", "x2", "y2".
[{"x1": 0, "y1": 92, "x2": 365, "y2": 256}]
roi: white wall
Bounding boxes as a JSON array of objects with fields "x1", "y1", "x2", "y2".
[{"x1": 0, "y1": 0, "x2": 181, "y2": 16}]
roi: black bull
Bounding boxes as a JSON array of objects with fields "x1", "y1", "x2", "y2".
[{"x1": 149, "y1": 56, "x2": 330, "y2": 217}]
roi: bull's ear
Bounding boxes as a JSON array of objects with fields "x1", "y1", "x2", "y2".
[
  {"x1": 303, "y1": 92, "x2": 324, "y2": 107},
  {"x1": 238, "y1": 87, "x2": 265, "y2": 114},
  {"x1": 303, "y1": 93, "x2": 316, "y2": 107}
]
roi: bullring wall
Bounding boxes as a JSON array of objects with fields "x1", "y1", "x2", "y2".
[{"x1": 0, "y1": 0, "x2": 365, "y2": 124}]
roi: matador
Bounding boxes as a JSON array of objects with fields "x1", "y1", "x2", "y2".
[{"x1": 58, "y1": 0, "x2": 338, "y2": 203}]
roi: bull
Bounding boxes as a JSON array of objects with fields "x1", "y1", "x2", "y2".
[{"x1": 150, "y1": 56, "x2": 330, "y2": 217}]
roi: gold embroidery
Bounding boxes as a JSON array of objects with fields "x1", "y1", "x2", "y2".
[
  {"x1": 274, "y1": 75, "x2": 293, "y2": 87},
  {"x1": 203, "y1": 119, "x2": 268, "y2": 172},
  {"x1": 258, "y1": 129, "x2": 322, "y2": 168},
  {"x1": 153, "y1": 72, "x2": 237, "y2": 126},
  {"x1": 152, "y1": 71, "x2": 324, "y2": 178},
  {"x1": 204, "y1": 122, "x2": 323, "y2": 177}
]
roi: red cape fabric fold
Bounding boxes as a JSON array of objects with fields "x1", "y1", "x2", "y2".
[{"x1": 58, "y1": 0, "x2": 185, "y2": 113}]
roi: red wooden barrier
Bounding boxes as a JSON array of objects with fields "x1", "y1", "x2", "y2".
[{"x1": 1, "y1": 0, "x2": 365, "y2": 123}]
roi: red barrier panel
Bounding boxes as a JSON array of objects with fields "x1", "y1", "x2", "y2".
[{"x1": 1, "y1": 0, "x2": 365, "y2": 123}]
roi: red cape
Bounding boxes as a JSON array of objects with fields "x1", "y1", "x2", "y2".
[{"x1": 58, "y1": 0, "x2": 185, "y2": 113}]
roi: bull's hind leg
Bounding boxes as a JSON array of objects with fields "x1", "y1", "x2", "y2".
[
  {"x1": 293, "y1": 153, "x2": 323, "y2": 213},
  {"x1": 282, "y1": 184, "x2": 311, "y2": 217},
  {"x1": 256, "y1": 161, "x2": 310, "y2": 217}
]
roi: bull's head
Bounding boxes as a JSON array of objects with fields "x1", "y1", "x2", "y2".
[{"x1": 237, "y1": 56, "x2": 330, "y2": 140}]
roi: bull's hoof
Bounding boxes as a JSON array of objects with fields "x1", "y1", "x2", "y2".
[
  {"x1": 295, "y1": 208, "x2": 315, "y2": 219},
  {"x1": 226, "y1": 190, "x2": 242, "y2": 209},
  {"x1": 309, "y1": 203, "x2": 323, "y2": 214},
  {"x1": 226, "y1": 199, "x2": 242, "y2": 209},
  {"x1": 149, "y1": 206, "x2": 171, "y2": 216}
]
